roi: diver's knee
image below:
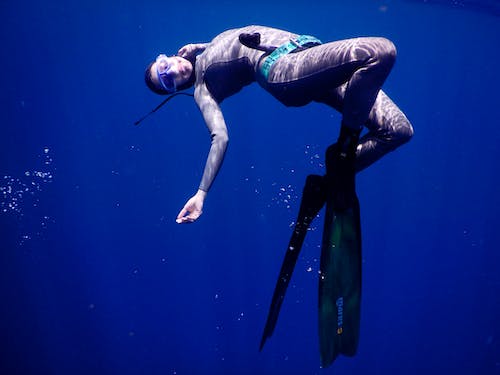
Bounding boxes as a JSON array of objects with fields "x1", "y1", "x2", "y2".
[
  {"x1": 395, "y1": 119, "x2": 414, "y2": 146},
  {"x1": 375, "y1": 37, "x2": 397, "y2": 69},
  {"x1": 375, "y1": 118, "x2": 413, "y2": 150}
]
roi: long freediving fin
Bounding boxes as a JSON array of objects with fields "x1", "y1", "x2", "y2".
[
  {"x1": 318, "y1": 132, "x2": 362, "y2": 367},
  {"x1": 260, "y1": 174, "x2": 326, "y2": 351}
]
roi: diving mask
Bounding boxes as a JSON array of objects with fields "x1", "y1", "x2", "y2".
[{"x1": 155, "y1": 54, "x2": 178, "y2": 93}]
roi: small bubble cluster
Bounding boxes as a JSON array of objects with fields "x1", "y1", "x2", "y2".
[
  {"x1": 304, "y1": 257, "x2": 319, "y2": 275},
  {"x1": 243, "y1": 165, "x2": 298, "y2": 210},
  {"x1": 270, "y1": 183, "x2": 298, "y2": 210},
  {"x1": 304, "y1": 144, "x2": 325, "y2": 172},
  {"x1": 241, "y1": 145, "x2": 326, "y2": 225},
  {"x1": 1, "y1": 147, "x2": 54, "y2": 215},
  {"x1": 236, "y1": 312, "x2": 245, "y2": 321},
  {"x1": 1, "y1": 147, "x2": 55, "y2": 246}
]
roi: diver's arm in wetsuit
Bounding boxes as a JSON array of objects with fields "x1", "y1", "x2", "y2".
[{"x1": 176, "y1": 82, "x2": 228, "y2": 224}]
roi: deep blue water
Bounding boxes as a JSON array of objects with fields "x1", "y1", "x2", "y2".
[{"x1": 1, "y1": 1, "x2": 499, "y2": 374}]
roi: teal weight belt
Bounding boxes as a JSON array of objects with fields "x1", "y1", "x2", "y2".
[{"x1": 260, "y1": 35, "x2": 322, "y2": 80}]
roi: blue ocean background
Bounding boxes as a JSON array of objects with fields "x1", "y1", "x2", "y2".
[{"x1": 1, "y1": 1, "x2": 498, "y2": 374}]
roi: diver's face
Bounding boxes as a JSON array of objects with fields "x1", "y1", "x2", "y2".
[{"x1": 151, "y1": 54, "x2": 193, "y2": 92}]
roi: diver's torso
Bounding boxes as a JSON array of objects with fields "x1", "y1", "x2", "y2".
[{"x1": 195, "y1": 25, "x2": 298, "y2": 102}]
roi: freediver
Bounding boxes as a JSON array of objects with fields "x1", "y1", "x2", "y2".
[{"x1": 139, "y1": 25, "x2": 413, "y2": 366}]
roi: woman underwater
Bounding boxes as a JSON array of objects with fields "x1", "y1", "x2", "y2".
[{"x1": 142, "y1": 25, "x2": 413, "y2": 224}]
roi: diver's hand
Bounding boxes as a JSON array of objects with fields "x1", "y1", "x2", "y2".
[
  {"x1": 176, "y1": 189, "x2": 207, "y2": 224},
  {"x1": 177, "y1": 43, "x2": 206, "y2": 59}
]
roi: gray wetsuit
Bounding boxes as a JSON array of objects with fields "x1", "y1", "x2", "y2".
[{"x1": 193, "y1": 25, "x2": 413, "y2": 192}]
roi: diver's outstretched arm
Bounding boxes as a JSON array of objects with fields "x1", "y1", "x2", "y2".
[{"x1": 176, "y1": 83, "x2": 228, "y2": 224}]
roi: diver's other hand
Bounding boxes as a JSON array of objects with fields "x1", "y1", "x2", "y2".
[
  {"x1": 177, "y1": 44, "x2": 201, "y2": 59},
  {"x1": 176, "y1": 189, "x2": 207, "y2": 224}
]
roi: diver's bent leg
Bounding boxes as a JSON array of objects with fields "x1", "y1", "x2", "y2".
[
  {"x1": 265, "y1": 37, "x2": 396, "y2": 114},
  {"x1": 315, "y1": 88, "x2": 413, "y2": 172},
  {"x1": 341, "y1": 38, "x2": 397, "y2": 132},
  {"x1": 355, "y1": 91, "x2": 413, "y2": 171}
]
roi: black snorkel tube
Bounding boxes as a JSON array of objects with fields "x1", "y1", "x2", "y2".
[{"x1": 134, "y1": 92, "x2": 194, "y2": 126}]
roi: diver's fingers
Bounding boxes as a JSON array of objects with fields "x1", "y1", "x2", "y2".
[
  {"x1": 176, "y1": 217, "x2": 191, "y2": 224},
  {"x1": 176, "y1": 206, "x2": 189, "y2": 222},
  {"x1": 176, "y1": 214, "x2": 197, "y2": 224},
  {"x1": 176, "y1": 215, "x2": 191, "y2": 224},
  {"x1": 176, "y1": 207, "x2": 200, "y2": 224},
  {"x1": 177, "y1": 44, "x2": 192, "y2": 58}
]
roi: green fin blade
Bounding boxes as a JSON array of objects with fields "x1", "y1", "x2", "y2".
[
  {"x1": 317, "y1": 138, "x2": 362, "y2": 367},
  {"x1": 319, "y1": 195, "x2": 362, "y2": 367}
]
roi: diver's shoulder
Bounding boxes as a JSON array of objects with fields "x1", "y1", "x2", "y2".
[
  {"x1": 235, "y1": 25, "x2": 289, "y2": 34},
  {"x1": 214, "y1": 25, "x2": 288, "y2": 38}
]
